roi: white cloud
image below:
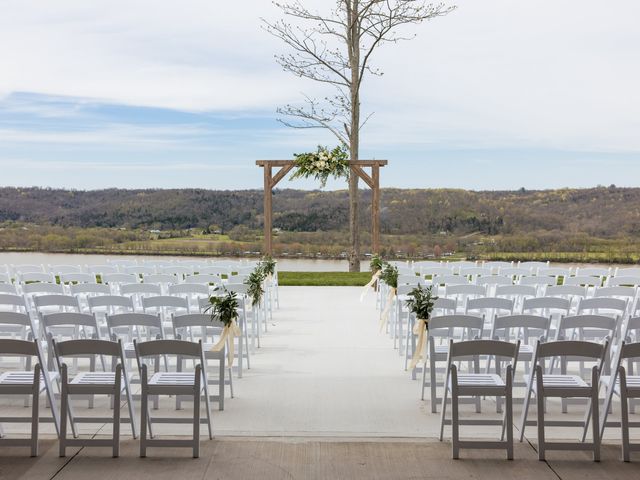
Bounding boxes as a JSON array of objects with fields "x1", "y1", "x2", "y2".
[{"x1": 0, "y1": 0, "x2": 639, "y2": 164}]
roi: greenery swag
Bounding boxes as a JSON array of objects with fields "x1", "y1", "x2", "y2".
[
  {"x1": 379, "y1": 262, "x2": 399, "y2": 289},
  {"x1": 290, "y1": 145, "x2": 349, "y2": 188},
  {"x1": 405, "y1": 285, "x2": 438, "y2": 322},
  {"x1": 204, "y1": 289, "x2": 239, "y2": 327},
  {"x1": 369, "y1": 254, "x2": 383, "y2": 273}
]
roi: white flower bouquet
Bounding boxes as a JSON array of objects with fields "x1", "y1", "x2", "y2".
[{"x1": 290, "y1": 145, "x2": 350, "y2": 187}]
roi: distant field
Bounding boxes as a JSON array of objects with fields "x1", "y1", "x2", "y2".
[{"x1": 278, "y1": 271, "x2": 372, "y2": 286}]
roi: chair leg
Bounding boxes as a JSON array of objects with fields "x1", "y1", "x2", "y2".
[
  {"x1": 59, "y1": 367, "x2": 68, "y2": 458},
  {"x1": 30, "y1": 374, "x2": 40, "y2": 457},
  {"x1": 113, "y1": 380, "x2": 121, "y2": 458},
  {"x1": 193, "y1": 371, "x2": 201, "y2": 458},
  {"x1": 451, "y1": 385, "x2": 459, "y2": 460},
  {"x1": 536, "y1": 368, "x2": 546, "y2": 461},
  {"x1": 506, "y1": 369, "x2": 514, "y2": 460},
  {"x1": 430, "y1": 356, "x2": 438, "y2": 413},
  {"x1": 519, "y1": 380, "x2": 534, "y2": 442},
  {"x1": 218, "y1": 355, "x2": 225, "y2": 411},
  {"x1": 592, "y1": 383, "x2": 601, "y2": 462},
  {"x1": 621, "y1": 383, "x2": 630, "y2": 462},
  {"x1": 140, "y1": 370, "x2": 148, "y2": 458}
]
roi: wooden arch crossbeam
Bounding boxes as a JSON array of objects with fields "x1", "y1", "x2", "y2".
[{"x1": 256, "y1": 159, "x2": 388, "y2": 256}]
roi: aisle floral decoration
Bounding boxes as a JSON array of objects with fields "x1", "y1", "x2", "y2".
[
  {"x1": 360, "y1": 254, "x2": 384, "y2": 302},
  {"x1": 290, "y1": 145, "x2": 350, "y2": 188},
  {"x1": 379, "y1": 262, "x2": 399, "y2": 332},
  {"x1": 205, "y1": 289, "x2": 241, "y2": 366},
  {"x1": 406, "y1": 285, "x2": 438, "y2": 370},
  {"x1": 245, "y1": 265, "x2": 266, "y2": 307}
]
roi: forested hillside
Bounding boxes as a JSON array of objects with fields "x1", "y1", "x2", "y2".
[{"x1": 0, "y1": 185, "x2": 637, "y2": 237}]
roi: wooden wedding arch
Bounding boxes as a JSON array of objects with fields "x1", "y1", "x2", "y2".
[{"x1": 256, "y1": 160, "x2": 388, "y2": 255}]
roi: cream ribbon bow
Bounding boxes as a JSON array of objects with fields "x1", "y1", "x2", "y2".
[
  {"x1": 360, "y1": 270, "x2": 381, "y2": 302},
  {"x1": 379, "y1": 287, "x2": 397, "y2": 332},
  {"x1": 211, "y1": 318, "x2": 242, "y2": 367},
  {"x1": 408, "y1": 318, "x2": 429, "y2": 370}
]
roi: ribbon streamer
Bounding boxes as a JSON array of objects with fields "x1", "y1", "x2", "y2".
[
  {"x1": 379, "y1": 287, "x2": 397, "y2": 332},
  {"x1": 210, "y1": 319, "x2": 242, "y2": 367},
  {"x1": 360, "y1": 270, "x2": 381, "y2": 302},
  {"x1": 408, "y1": 318, "x2": 429, "y2": 370}
]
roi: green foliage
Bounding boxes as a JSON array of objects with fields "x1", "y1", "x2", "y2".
[
  {"x1": 405, "y1": 285, "x2": 438, "y2": 321},
  {"x1": 369, "y1": 254, "x2": 383, "y2": 273},
  {"x1": 260, "y1": 255, "x2": 277, "y2": 276},
  {"x1": 204, "y1": 290, "x2": 239, "y2": 327},
  {"x1": 290, "y1": 145, "x2": 349, "y2": 187},
  {"x1": 245, "y1": 267, "x2": 266, "y2": 306},
  {"x1": 380, "y1": 263, "x2": 399, "y2": 289}
]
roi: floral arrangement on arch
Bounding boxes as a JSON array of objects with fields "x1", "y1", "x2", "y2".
[{"x1": 290, "y1": 145, "x2": 350, "y2": 187}]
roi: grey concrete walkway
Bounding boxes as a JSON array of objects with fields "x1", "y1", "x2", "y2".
[{"x1": 2, "y1": 287, "x2": 640, "y2": 478}]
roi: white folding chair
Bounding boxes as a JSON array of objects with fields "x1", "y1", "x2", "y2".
[
  {"x1": 519, "y1": 339, "x2": 608, "y2": 461},
  {"x1": 600, "y1": 340, "x2": 640, "y2": 461},
  {"x1": 420, "y1": 314, "x2": 484, "y2": 413},
  {"x1": 53, "y1": 338, "x2": 136, "y2": 457},
  {"x1": 134, "y1": 339, "x2": 213, "y2": 458},
  {"x1": 0, "y1": 338, "x2": 60, "y2": 455},
  {"x1": 445, "y1": 284, "x2": 486, "y2": 312},
  {"x1": 439, "y1": 339, "x2": 519, "y2": 460},
  {"x1": 172, "y1": 313, "x2": 234, "y2": 410}
]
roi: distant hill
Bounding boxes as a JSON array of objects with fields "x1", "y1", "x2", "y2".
[{"x1": 0, "y1": 185, "x2": 638, "y2": 238}]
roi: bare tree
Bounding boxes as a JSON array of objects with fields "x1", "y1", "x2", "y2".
[{"x1": 263, "y1": 0, "x2": 455, "y2": 272}]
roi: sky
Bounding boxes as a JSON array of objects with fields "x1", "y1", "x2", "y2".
[{"x1": 0, "y1": 0, "x2": 639, "y2": 191}]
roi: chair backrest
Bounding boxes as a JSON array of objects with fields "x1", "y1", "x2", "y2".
[
  {"x1": 70, "y1": 283, "x2": 111, "y2": 296},
  {"x1": 160, "y1": 266, "x2": 193, "y2": 277},
  {"x1": 476, "y1": 276, "x2": 512, "y2": 287},
  {"x1": 53, "y1": 338, "x2": 123, "y2": 359},
  {"x1": 33, "y1": 294, "x2": 80, "y2": 312},
  {"x1": 465, "y1": 297, "x2": 514, "y2": 315},
  {"x1": 491, "y1": 314, "x2": 551, "y2": 343},
  {"x1": 445, "y1": 284, "x2": 486, "y2": 297},
  {"x1": 134, "y1": 338, "x2": 203, "y2": 359},
  {"x1": 577, "y1": 297, "x2": 628, "y2": 316},
  {"x1": 60, "y1": 272, "x2": 95, "y2": 284},
  {"x1": 22, "y1": 283, "x2": 65, "y2": 295},
  {"x1": 427, "y1": 314, "x2": 484, "y2": 339},
  {"x1": 519, "y1": 276, "x2": 556, "y2": 287},
  {"x1": 421, "y1": 267, "x2": 453, "y2": 278},
  {"x1": 607, "y1": 276, "x2": 640, "y2": 287},
  {"x1": 0, "y1": 272, "x2": 12, "y2": 284},
  {"x1": 545, "y1": 284, "x2": 588, "y2": 298},
  {"x1": 500, "y1": 267, "x2": 531, "y2": 278},
  {"x1": 518, "y1": 261, "x2": 550, "y2": 273},
  {"x1": 102, "y1": 273, "x2": 139, "y2": 285},
  {"x1": 19, "y1": 272, "x2": 56, "y2": 284},
  {"x1": 106, "y1": 313, "x2": 163, "y2": 341},
  {"x1": 143, "y1": 274, "x2": 179, "y2": 285},
  {"x1": 0, "y1": 283, "x2": 18, "y2": 294},
  {"x1": 459, "y1": 267, "x2": 492, "y2": 277},
  {"x1": 434, "y1": 275, "x2": 469, "y2": 286},
  {"x1": 556, "y1": 314, "x2": 618, "y2": 341},
  {"x1": 185, "y1": 274, "x2": 220, "y2": 285},
  {"x1": 564, "y1": 275, "x2": 602, "y2": 287},
  {"x1": 615, "y1": 268, "x2": 640, "y2": 277},
  {"x1": 495, "y1": 284, "x2": 537, "y2": 298},
  {"x1": 0, "y1": 293, "x2": 28, "y2": 311},
  {"x1": 142, "y1": 295, "x2": 189, "y2": 311},
  {"x1": 12, "y1": 264, "x2": 44, "y2": 274},
  {"x1": 42, "y1": 312, "x2": 102, "y2": 341},
  {"x1": 482, "y1": 261, "x2": 514, "y2": 273},
  {"x1": 620, "y1": 341, "x2": 640, "y2": 362},
  {"x1": 228, "y1": 274, "x2": 249, "y2": 284},
  {"x1": 87, "y1": 295, "x2": 135, "y2": 312},
  {"x1": 171, "y1": 313, "x2": 225, "y2": 342},
  {"x1": 120, "y1": 283, "x2": 162, "y2": 296},
  {"x1": 449, "y1": 338, "x2": 519, "y2": 361},
  {"x1": 433, "y1": 297, "x2": 457, "y2": 315},
  {"x1": 594, "y1": 286, "x2": 637, "y2": 300},
  {"x1": 538, "y1": 267, "x2": 573, "y2": 278},
  {"x1": 576, "y1": 267, "x2": 610, "y2": 277},
  {"x1": 124, "y1": 266, "x2": 156, "y2": 276},
  {"x1": 397, "y1": 274, "x2": 422, "y2": 286},
  {"x1": 522, "y1": 296, "x2": 570, "y2": 315},
  {"x1": 0, "y1": 338, "x2": 39, "y2": 357},
  {"x1": 168, "y1": 283, "x2": 210, "y2": 296},
  {"x1": 50, "y1": 265, "x2": 82, "y2": 275},
  {"x1": 535, "y1": 339, "x2": 608, "y2": 363},
  {"x1": 0, "y1": 311, "x2": 36, "y2": 338},
  {"x1": 225, "y1": 283, "x2": 249, "y2": 295},
  {"x1": 86, "y1": 264, "x2": 118, "y2": 275}
]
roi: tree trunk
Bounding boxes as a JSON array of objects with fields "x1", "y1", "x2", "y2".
[{"x1": 347, "y1": 0, "x2": 361, "y2": 273}]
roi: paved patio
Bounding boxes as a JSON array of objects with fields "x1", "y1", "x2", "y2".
[{"x1": 1, "y1": 286, "x2": 640, "y2": 478}]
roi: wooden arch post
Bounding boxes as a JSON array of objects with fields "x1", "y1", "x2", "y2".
[{"x1": 256, "y1": 159, "x2": 388, "y2": 256}]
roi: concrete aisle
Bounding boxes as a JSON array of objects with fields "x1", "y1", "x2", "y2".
[{"x1": 215, "y1": 286, "x2": 428, "y2": 437}]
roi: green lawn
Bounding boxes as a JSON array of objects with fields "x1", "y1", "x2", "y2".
[{"x1": 278, "y1": 271, "x2": 372, "y2": 286}]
